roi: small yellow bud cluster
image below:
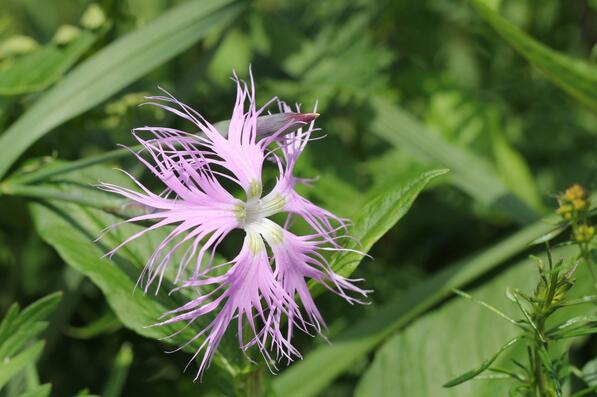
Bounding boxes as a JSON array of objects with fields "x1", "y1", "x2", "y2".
[
  {"x1": 575, "y1": 224, "x2": 595, "y2": 243},
  {"x1": 557, "y1": 184, "x2": 594, "y2": 244},
  {"x1": 556, "y1": 184, "x2": 589, "y2": 221}
]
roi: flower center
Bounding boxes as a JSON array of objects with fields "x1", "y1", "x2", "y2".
[
  {"x1": 245, "y1": 218, "x2": 284, "y2": 251},
  {"x1": 235, "y1": 192, "x2": 286, "y2": 228}
]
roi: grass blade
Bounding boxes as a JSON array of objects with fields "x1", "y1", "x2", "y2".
[
  {"x1": 371, "y1": 96, "x2": 539, "y2": 224},
  {"x1": 0, "y1": 0, "x2": 243, "y2": 179},
  {"x1": 469, "y1": 0, "x2": 597, "y2": 112}
]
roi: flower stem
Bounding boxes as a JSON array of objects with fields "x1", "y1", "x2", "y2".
[
  {"x1": 580, "y1": 242, "x2": 596, "y2": 279},
  {"x1": 234, "y1": 367, "x2": 266, "y2": 397}
]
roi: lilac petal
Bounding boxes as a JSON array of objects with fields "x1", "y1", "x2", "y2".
[
  {"x1": 157, "y1": 232, "x2": 299, "y2": 379},
  {"x1": 251, "y1": 219, "x2": 368, "y2": 357},
  {"x1": 99, "y1": 130, "x2": 242, "y2": 291}
]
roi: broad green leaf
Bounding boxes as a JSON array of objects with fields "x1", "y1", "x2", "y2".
[
  {"x1": 272, "y1": 214, "x2": 559, "y2": 397},
  {"x1": 370, "y1": 96, "x2": 539, "y2": 224},
  {"x1": 0, "y1": 0, "x2": 243, "y2": 179},
  {"x1": 0, "y1": 32, "x2": 95, "y2": 96},
  {"x1": 28, "y1": 165, "x2": 242, "y2": 376},
  {"x1": 469, "y1": 0, "x2": 597, "y2": 112},
  {"x1": 330, "y1": 168, "x2": 449, "y2": 279},
  {"x1": 354, "y1": 246, "x2": 591, "y2": 397},
  {"x1": 0, "y1": 342, "x2": 44, "y2": 389}
]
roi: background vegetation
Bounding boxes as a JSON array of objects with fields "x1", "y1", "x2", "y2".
[{"x1": 0, "y1": 0, "x2": 595, "y2": 396}]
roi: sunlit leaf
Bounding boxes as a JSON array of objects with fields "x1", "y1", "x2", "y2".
[
  {"x1": 272, "y1": 214, "x2": 563, "y2": 397},
  {"x1": 0, "y1": 32, "x2": 95, "y2": 96},
  {"x1": 0, "y1": 0, "x2": 243, "y2": 179},
  {"x1": 353, "y1": 246, "x2": 592, "y2": 397},
  {"x1": 370, "y1": 96, "x2": 539, "y2": 224},
  {"x1": 469, "y1": 0, "x2": 597, "y2": 112},
  {"x1": 328, "y1": 168, "x2": 449, "y2": 279}
]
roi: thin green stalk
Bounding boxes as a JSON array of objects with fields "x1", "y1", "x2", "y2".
[
  {"x1": 533, "y1": 321, "x2": 549, "y2": 397},
  {"x1": 234, "y1": 367, "x2": 266, "y2": 397},
  {"x1": 528, "y1": 299, "x2": 557, "y2": 397},
  {"x1": 583, "y1": 246, "x2": 597, "y2": 291}
]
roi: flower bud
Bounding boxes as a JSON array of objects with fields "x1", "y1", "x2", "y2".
[{"x1": 574, "y1": 224, "x2": 595, "y2": 243}]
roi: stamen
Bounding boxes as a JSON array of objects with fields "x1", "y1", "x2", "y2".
[{"x1": 248, "y1": 179, "x2": 262, "y2": 200}]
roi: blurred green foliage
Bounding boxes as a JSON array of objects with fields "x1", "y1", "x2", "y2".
[{"x1": 0, "y1": 0, "x2": 595, "y2": 396}]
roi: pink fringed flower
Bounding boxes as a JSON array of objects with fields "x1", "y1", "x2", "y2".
[{"x1": 101, "y1": 73, "x2": 368, "y2": 378}]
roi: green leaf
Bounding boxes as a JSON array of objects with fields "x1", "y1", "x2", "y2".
[
  {"x1": 529, "y1": 224, "x2": 567, "y2": 246},
  {"x1": 571, "y1": 386, "x2": 597, "y2": 397},
  {"x1": 0, "y1": 342, "x2": 45, "y2": 389},
  {"x1": 443, "y1": 337, "x2": 522, "y2": 387},
  {"x1": 65, "y1": 309, "x2": 121, "y2": 339},
  {"x1": 17, "y1": 384, "x2": 51, "y2": 397},
  {"x1": 546, "y1": 314, "x2": 597, "y2": 339},
  {"x1": 28, "y1": 165, "x2": 241, "y2": 376},
  {"x1": 581, "y1": 357, "x2": 597, "y2": 387},
  {"x1": 468, "y1": 0, "x2": 597, "y2": 112},
  {"x1": 0, "y1": 32, "x2": 95, "y2": 96},
  {"x1": 272, "y1": 214, "x2": 561, "y2": 397},
  {"x1": 370, "y1": 96, "x2": 539, "y2": 224},
  {"x1": 353, "y1": 246, "x2": 591, "y2": 397},
  {"x1": 0, "y1": 293, "x2": 60, "y2": 392},
  {"x1": 0, "y1": 0, "x2": 244, "y2": 179},
  {"x1": 102, "y1": 343, "x2": 133, "y2": 397},
  {"x1": 0, "y1": 293, "x2": 62, "y2": 361},
  {"x1": 490, "y1": 129, "x2": 543, "y2": 212},
  {"x1": 329, "y1": 168, "x2": 449, "y2": 279}
]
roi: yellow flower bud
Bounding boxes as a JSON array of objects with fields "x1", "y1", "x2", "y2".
[
  {"x1": 556, "y1": 203, "x2": 573, "y2": 219},
  {"x1": 572, "y1": 199, "x2": 587, "y2": 211},
  {"x1": 574, "y1": 224, "x2": 595, "y2": 243},
  {"x1": 563, "y1": 184, "x2": 585, "y2": 202}
]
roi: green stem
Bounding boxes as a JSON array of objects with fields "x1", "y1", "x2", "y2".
[
  {"x1": 574, "y1": 217, "x2": 596, "y2": 290},
  {"x1": 235, "y1": 367, "x2": 265, "y2": 397},
  {"x1": 584, "y1": 247, "x2": 597, "y2": 291},
  {"x1": 534, "y1": 318, "x2": 548, "y2": 397}
]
